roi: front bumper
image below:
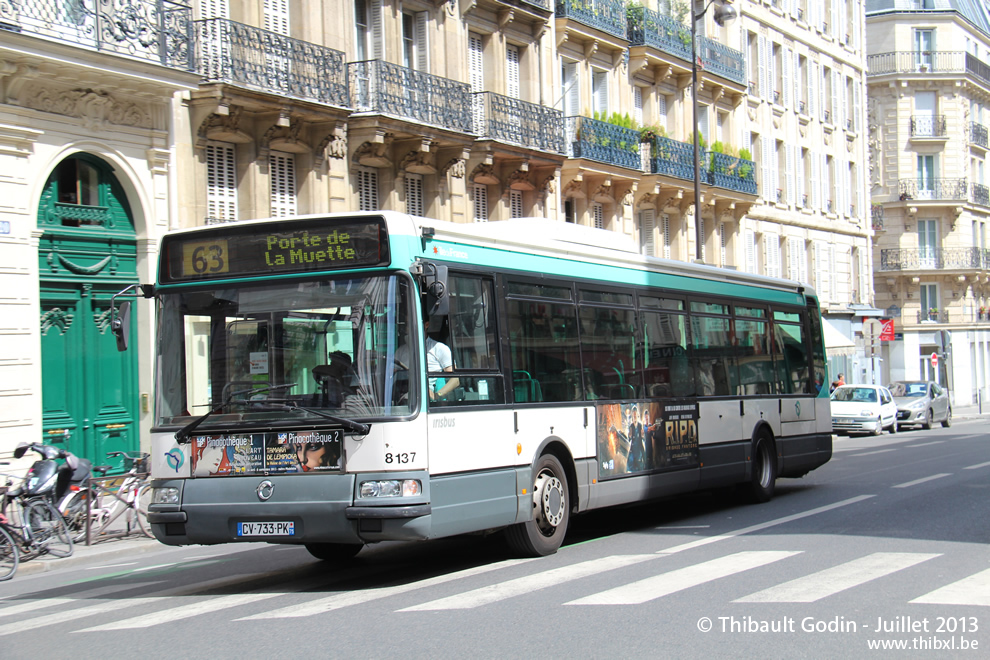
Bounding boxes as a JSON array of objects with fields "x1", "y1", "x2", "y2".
[
  {"x1": 147, "y1": 471, "x2": 432, "y2": 546},
  {"x1": 831, "y1": 416, "x2": 881, "y2": 434}
]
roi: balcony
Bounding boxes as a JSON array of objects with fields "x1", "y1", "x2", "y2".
[
  {"x1": 909, "y1": 115, "x2": 947, "y2": 138},
  {"x1": 896, "y1": 178, "x2": 968, "y2": 202},
  {"x1": 879, "y1": 247, "x2": 990, "y2": 272},
  {"x1": 566, "y1": 116, "x2": 641, "y2": 170},
  {"x1": 645, "y1": 135, "x2": 693, "y2": 180},
  {"x1": 1, "y1": 0, "x2": 194, "y2": 70},
  {"x1": 705, "y1": 151, "x2": 756, "y2": 195},
  {"x1": 867, "y1": 51, "x2": 990, "y2": 87},
  {"x1": 917, "y1": 310, "x2": 949, "y2": 324},
  {"x1": 973, "y1": 182, "x2": 990, "y2": 206},
  {"x1": 697, "y1": 34, "x2": 746, "y2": 85},
  {"x1": 626, "y1": 6, "x2": 691, "y2": 62},
  {"x1": 349, "y1": 60, "x2": 472, "y2": 134},
  {"x1": 970, "y1": 122, "x2": 988, "y2": 149},
  {"x1": 472, "y1": 92, "x2": 565, "y2": 154},
  {"x1": 195, "y1": 18, "x2": 347, "y2": 107},
  {"x1": 555, "y1": 0, "x2": 627, "y2": 42}
]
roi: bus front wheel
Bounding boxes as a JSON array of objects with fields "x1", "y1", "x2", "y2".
[
  {"x1": 305, "y1": 542, "x2": 363, "y2": 561},
  {"x1": 746, "y1": 433, "x2": 777, "y2": 504},
  {"x1": 505, "y1": 453, "x2": 569, "y2": 557}
]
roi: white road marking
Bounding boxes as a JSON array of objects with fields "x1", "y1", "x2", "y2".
[
  {"x1": 911, "y1": 568, "x2": 990, "y2": 606},
  {"x1": 77, "y1": 592, "x2": 288, "y2": 631},
  {"x1": 0, "y1": 597, "x2": 163, "y2": 636},
  {"x1": 907, "y1": 441, "x2": 945, "y2": 448},
  {"x1": 734, "y1": 553, "x2": 940, "y2": 602},
  {"x1": 893, "y1": 473, "x2": 951, "y2": 488},
  {"x1": 657, "y1": 525, "x2": 711, "y2": 529},
  {"x1": 399, "y1": 555, "x2": 658, "y2": 611},
  {"x1": 240, "y1": 558, "x2": 538, "y2": 619},
  {"x1": 85, "y1": 562, "x2": 138, "y2": 570},
  {"x1": 566, "y1": 551, "x2": 800, "y2": 606},
  {"x1": 851, "y1": 449, "x2": 897, "y2": 456},
  {"x1": 655, "y1": 495, "x2": 874, "y2": 556},
  {"x1": 0, "y1": 581, "x2": 161, "y2": 618},
  {"x1": 963, "y1": 461, "x2": 990, "y2": 470}
]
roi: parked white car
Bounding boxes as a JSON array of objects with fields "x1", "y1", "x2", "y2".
[{"x1": 830, "y1": 384, "x2": 898, "y2": 436}]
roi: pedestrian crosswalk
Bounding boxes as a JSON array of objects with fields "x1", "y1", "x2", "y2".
[{"x1": 0, "y1": 549, "x2": 986, "y2": 635}]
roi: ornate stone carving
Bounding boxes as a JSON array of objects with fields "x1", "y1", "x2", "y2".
[
  {"x1": 353, "y1": 135, "x2": 394, "y2": 168},
  {"x1": 316, "y1": 123, "x2": 348, "y2": 167},
  {"x1": 40, "y1": 308, "x2": 74, "y2": 336},
  {"x1": 398, "y1": 149, "x2": 436, "y2": 174},
  {"x1": 19, "y1": 85, "x2": 152, "y2": 130},
  {"x1": 441, "y1": 157, "x2": 466, "y2": 179},
  {"x1": 259, "y1": 119, "x2": 304, "y2": 161},
  {"x1": 470, "y1": 162, "x2": 499, "y2": 185},
  {"x1": 197, "y1": 106, "x2": 244, "y2": 146}
]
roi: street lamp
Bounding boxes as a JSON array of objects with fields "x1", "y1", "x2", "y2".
[{"x1": 692, "y1": 0, "x2": 737, "y2": 263}]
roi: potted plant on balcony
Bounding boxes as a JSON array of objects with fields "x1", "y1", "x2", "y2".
[
  {"x1": 928, "y1": 307, "x2": 938, "y2": 321},
  {"x1": 738, "y1": 147, "x2": 753, "y2": 180},
  {"x1": 980, "y1": 305, "x2": 987, "y2": 321}
]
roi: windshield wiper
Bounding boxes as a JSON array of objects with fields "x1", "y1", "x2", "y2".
[
  {"x1": 251, "y1": 401, "x2": 371, "y2": 435},
  {"x1": 174, "y1": 383, "x2": 298, "y2": 444}
]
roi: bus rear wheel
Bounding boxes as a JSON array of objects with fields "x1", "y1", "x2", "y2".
[
  {"x1": 746, "y1": 433, "x2": 777, "y2": 504},
  {"x1": 304, "y1": 542, "x2": 363, "y2": 561},
  {"x1": 505, "y1": 453, "x2": 569, "y2": 557}
]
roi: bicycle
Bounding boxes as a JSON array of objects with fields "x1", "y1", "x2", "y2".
[
  {"x1": 0, "y1": 475, "x2": 74, "y2": 581},
  {"x1": 59, "y1": 451, "x2": 153, "y2": 544}
]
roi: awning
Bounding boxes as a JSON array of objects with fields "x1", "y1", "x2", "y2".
[{"x1": 823, "y1": 319, "x2": 856, "y2": 357}]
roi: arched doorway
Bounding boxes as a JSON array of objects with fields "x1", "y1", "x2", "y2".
[{"x1": 38, "y1": 154, "x2": 139, "y2": 469}]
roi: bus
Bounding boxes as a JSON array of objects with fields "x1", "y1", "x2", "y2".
[{"x1": 116, "y1": 212, "x2": 831, "y2": 560}]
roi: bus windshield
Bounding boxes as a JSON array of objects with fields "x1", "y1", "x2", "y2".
[{"x1": 156, "y1": 274, "x2": 416, "y2": 429}]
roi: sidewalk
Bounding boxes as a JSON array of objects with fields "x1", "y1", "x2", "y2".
[{"x1": 16, "y1": 533, "x2": 164, "y2": 578}]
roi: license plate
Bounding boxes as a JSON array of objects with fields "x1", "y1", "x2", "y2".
[{"x1": 237, "y1": 521, "x2": 295, "y2": 537}]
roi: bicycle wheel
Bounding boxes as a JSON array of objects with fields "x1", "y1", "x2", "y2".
[
  {"x1": 135, "y1": 483, "x2": 154, "y2": 538},
  {"x1": 60, "y1": 489, "x2": 92, "y2": 543},
  {"x1": 0, "y1": 525, "x2": 18, "y2": 581},
  {"x1": 26, "y1": 500, "x2": 73, "y2": 558}
]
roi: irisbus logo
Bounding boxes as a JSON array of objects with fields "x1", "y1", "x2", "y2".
[{"x1": 432, "y1": 417, "x2": 456, "y2": 429}]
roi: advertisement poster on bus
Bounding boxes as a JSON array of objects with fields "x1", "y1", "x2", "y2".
[
  {"x1": 190, "y1": 430, "x2": 341, "y2": 476},
  {"x1": 596, "y1": 402, "x2": 699, "y2": 479}
]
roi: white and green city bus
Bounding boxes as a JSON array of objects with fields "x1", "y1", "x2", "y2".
[{"x1": 118, "y1": 211, "x2": 831, "y2": 559}]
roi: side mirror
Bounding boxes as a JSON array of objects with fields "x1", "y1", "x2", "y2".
[
  {"x1": 112, "y1": 300, "x2": 131, "y2": 352},
  {"x1": 13, "y1": 442, "x2": 29, "y2": 459},
  {"x1": 425, "y1": 264, "x2": 449, "y2": 320}
]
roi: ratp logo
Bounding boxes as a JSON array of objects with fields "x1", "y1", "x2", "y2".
[{"x1": 165, "y1": 448, "x2": 185, "y2": 473}]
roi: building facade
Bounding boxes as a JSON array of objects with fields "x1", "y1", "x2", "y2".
[
  {"x1": 0, "y1": 0, "x2": 872, "y2": 461},
  {"x1": 867, "y1": 0, "x2": 990, "y2": 406}
]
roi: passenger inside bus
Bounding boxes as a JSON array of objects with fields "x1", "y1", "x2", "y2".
[{"x1": 312, "y1": 350, "x2": 354, "y2": 407}]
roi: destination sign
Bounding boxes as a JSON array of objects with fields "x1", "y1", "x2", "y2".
[{"x1": 160, "y1": 216, "x2": 390, "y2": 283}]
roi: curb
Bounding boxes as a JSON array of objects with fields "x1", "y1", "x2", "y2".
[{"x1": 16, "y1": 536, "x2": 164, "y2": 578}]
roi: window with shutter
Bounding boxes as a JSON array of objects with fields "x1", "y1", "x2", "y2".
[
  {"x1": 406, "y1": 174, "x2": 424, "y2": 217},
  {"x1": 633, "y1": 87, "x2": 643, "y2": 127},
  {"x1": 269, "y1": 151, "x2": 296, "y2": 218},
  {"x1": 640, "y1": 209, "x2": 655, "y2": 256},
  {"x1": 506, "y1": 44, "x2": 520, "y2": 100},
  {"x1": 766, "y1": 233, "x2": 782, "y2": 279},
  {"x1": 699, "y1": 217, "x2": 706, "y2": 262},
  {"x1": 719, "y1": 222, "x2": 727, "y2": 267},
  {"x1": 592, "y1": 69, "x2": 608, "y2": 116},
  {"x1": 745, "y1": 229, "x2": 756, "y2": 274},
  {"x1": 815, "y1": 241, "x2": 831, "y2": 301},
  {"x1": 469, "y1": 33, "x2": 485, "y2": 133},
  {"x1": 657, "y1": 94, "x2": 667, "y2": 131},
  {"x1": 473, "y1": 184, "x2": 488, "y2": 222},
  {"x1": 355, "y1": 0, "x2": 370, "y2": 61},
  {"x1": 206, "y1": 142, "x2": 237, "y2": 223},
  {"x1": 264, "y1": 0, "x2": 289, "y2": 35},
  {"x1": 510, "y1": 190, "x2": 523, "y2": 218},
  {"x1": 661, "y1": 213, "x2": 671, "y2": 259},
  {"x1": 199, "y1": 0, "x2": 229, "y2": 80},
  {"x1": 357, "y1": 167, "x2": 378, "y2": 211},
  {"x1": 562, "y1": 60, "x2": 579, "y2": 117},
  {"x1": 592, "y1": 202, "x2": 604, "y2": 229}
]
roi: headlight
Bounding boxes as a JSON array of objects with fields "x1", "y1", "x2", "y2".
[
  {"x1": 861, "y1": 409, "x2": 874, "y2": 417},
  {"x1": 152, "y1": 487, "x2": 180, "y2": 504},
  {"x1": 907, "y1": 400, "x2": 926, "y2": 410},
  {"x1": 360, "y1": 479, "x2": 422, "y2": 498}
]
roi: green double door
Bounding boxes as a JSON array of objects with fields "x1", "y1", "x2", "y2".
[{"x1": 38, "y1": 155, "x2": 139, "y2": 469}]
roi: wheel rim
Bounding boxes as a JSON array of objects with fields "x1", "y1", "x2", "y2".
[
  {"x1": 757, "y1": 442, "x2": 773, "y2": 488},
  {"x1": 533, "y1": 469, "x2": 565, "y2": 535}
]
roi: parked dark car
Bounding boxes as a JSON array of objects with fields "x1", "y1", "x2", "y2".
[{"x1": 889, "y1": 380, "x2": 952, "y2": 430}]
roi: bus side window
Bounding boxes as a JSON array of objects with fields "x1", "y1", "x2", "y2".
[{"x1": 441, "y1": 274, "x2": 504, "y2": 404}]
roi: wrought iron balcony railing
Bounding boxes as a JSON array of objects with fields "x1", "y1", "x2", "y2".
[
  {"x1": 896, "y1": 178, "x2": 969, "y2": 201},
  {"x1": 917, "y1": 310, "x2": 949, "y2": 324},
  {"x1": 868, "y1": 51, "x2": 990, "y2": 87},
  {"x1": 910, "y1": 115, "x2": 947, "y2": 137},
  {"x1": 646, "y1": 135, "x2": 693, "y2": 180},
  {"x1": 973, "y1": 182, "x2": 990, "y2": 206},
  {"x1": 697, "y1": 34, "x2": 746, "y2": 85},
  {"x1": 970, "y1": 122, "x2": 989, "y2": 149},
  {"x1": 880, "y1": 247, "x2": 990, "y2": 272},
  {"x1": 195, "y1": 18, "x2": 347, "y2": 107},
  {"x1": 472, "y1": 92, "x2": 565, "y2": 154},
  {"x1": 626, "y1": 6, "x2": 692, "y2": 61},
  {"x1": 705, "y1": 151, "x2": 756, "y2": 194},
  {"x1": 1, "y1": 0, "x2": 193, "y2": 70},
  {"x1": 566, "y1": 116, "x2": 641, "y2": 170},
  {"x1": 871, "y1": 203, "x2": 884, "y2": 230},
  {"x1": 518, "y1": 0, "x2": 551, "y2": 10},
  {"x1": 349, "y1": 60, "x2": 472, "y2": 134},
  {"x1": 555, "y1": 0, "x2": 627, "y2": 42}
]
